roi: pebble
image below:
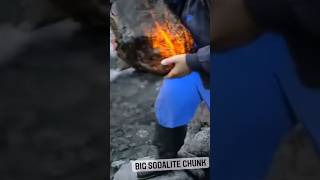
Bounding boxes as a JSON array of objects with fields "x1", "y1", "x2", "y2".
[{"x1": 136, "y1": 129, "x2": 149, "y2": 138}]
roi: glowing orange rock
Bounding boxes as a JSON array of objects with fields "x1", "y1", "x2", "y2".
[{"x1": 111, "y1": 0, "x2": 194, "y2": 75}]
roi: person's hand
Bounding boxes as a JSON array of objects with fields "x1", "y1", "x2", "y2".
[
  {"x1": 212, "y1": 0, "x2": 261, "y2": 50},
  {"x1": 161, "y1": 54, "x2": 191, "y2": 78}
]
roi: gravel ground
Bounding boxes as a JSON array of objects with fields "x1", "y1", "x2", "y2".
[{"x1": 110, "y1": 50, "x2": 163, "y2": 177}]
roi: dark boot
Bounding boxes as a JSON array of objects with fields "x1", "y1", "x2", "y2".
[
  {"x1": 137, "y1": 124, "x2": 187, "y2": 179},
  {"x1": 154, "y1": 124, "x2": 187, "y2": 159}
]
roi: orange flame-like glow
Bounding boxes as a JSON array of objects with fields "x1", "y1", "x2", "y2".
[{"x1": 148, "y1": 21, "x2": 194, "y2": 58}]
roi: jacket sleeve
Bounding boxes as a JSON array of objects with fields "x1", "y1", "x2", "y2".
[
  {"x1": 244, "y1": 0, "x2": 320, "y2": 37},
  {"x1": 164, "y1": 0, "x2": 188, "y2": 16},
  {"x1": 186, "y1": 45, "x2": 210, "y2": 74}
]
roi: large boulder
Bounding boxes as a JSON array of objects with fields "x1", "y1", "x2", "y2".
[{"x1": 110, "y1": 0, "x2": 194, "y2": 75}]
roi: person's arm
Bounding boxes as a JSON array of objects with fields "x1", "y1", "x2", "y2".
[
  {"x1": 164, "y1": 0, "x2": 188, "y2": 16},
  {"x1": 186, "y1": 45, "x2": 210, "y2": 73}
]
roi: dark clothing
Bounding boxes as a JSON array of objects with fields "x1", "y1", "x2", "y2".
[
  {"x1": 244, "y1": 0, "x2": 320, "y2": 87},
  {"x1": 137, "y1": 124, "x2": 187, "y2": 179},
  {"x1": 165, "y1": 0, "x2": 210, "y2": 86},
  {"x1": 153, "y1": 124, "x2": 187, "y2": 159},
  {"x1": 212, "y1": 33, "x2": 315, "y2": 180}
]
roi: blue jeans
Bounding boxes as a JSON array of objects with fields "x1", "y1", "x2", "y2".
[
  {"x1": 155, "y1": 72, "x2": 210, "y2": 128},
  {"x1": 212, "y1": 33, "x2": 320, "y2": 180}
]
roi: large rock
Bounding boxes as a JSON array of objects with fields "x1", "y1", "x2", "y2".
[
  {"x1": 110, "y1": 0, "x2": 194, "y2": 75},
  {"x1": 178, "y1": 104, "x2": 210, "y2": 179},
  {"x1": 179, "y1": 103, "x2": 210, "y2": 158}
]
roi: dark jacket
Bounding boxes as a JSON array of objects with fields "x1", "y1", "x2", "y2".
[
  {"x1": 244, "y1": 0, "x2": 320, "y2": 87},
  {"x1": 165, "y1": 0, "x2": 210, "y2": 87}
]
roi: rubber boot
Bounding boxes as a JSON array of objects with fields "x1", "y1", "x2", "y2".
[{"x1": 137, "y1": 124, "x2": 187, "y2": 179}]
